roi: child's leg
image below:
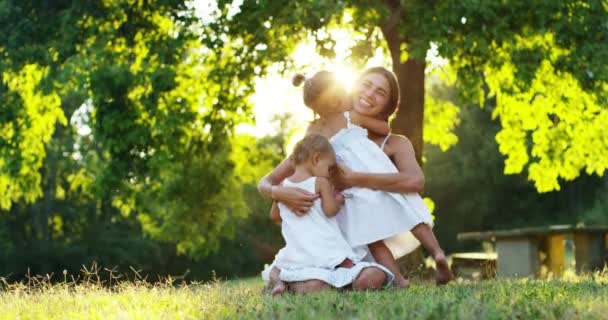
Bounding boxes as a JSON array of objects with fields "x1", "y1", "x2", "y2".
[
  {"x1": 289, "y1": 280, "x2": 331, "y2": 294},
  {"x1": 268, "y1": 267, "x2": 287, "y2": 295},
  {"x1": 368, "y1": 241, "x2": 409, "y2": 288},
  {"x1": 352, "y1": 267, "x2": 386, "y2": 290},
  {"x1": 410, "y1": 223, "x2": 452, "y2": 284}
]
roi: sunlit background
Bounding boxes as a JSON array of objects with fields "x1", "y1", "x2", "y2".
[
  {"x1": 193, "y1": 0, "x2": 388, "y2": 146},
  {"x1": 1, "y1": 0, "x2": 606, "y2": 292}
]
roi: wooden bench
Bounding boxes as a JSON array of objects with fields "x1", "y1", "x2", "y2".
[
  {"x1": 458, "y1": 225, "x2": 608, "y2": 278},
  {"x1": 451, "y1": 252, "x2": 497, "y2": 279}
]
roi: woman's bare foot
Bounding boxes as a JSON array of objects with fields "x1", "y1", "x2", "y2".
[{"x1": 434, "y1": 253, "x2": 452, "y2": 285}]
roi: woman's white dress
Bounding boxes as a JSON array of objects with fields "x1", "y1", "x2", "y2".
[
  {"x1": 330, "y1": 112, "x2": 434, "y2": 259},
  {"x1": 261, "y1": 177, "x2": 394, "y2": 288}
]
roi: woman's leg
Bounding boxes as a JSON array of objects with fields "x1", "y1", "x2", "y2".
[
  {"x1": 288, "y1": 280, "x2": 331, "y2": 294},
  {"x1": 410, "y1": 223, "x2": 452, "y2": 284},
  {"x1": 368, "y1": 241, "x2": 409, "y2": 288},
  {"x1": 352, "y1": 267, "x2": 386, "y2": 290}
]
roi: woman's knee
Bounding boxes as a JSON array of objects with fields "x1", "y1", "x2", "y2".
[{"x1": 352, "y1": 267, "x2": 386, "y2": 290}]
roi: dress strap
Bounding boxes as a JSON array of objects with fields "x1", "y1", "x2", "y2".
[
  {"x1": 343, "y1": 111, "x2": 352, "y2": 128},
  {"x1": 380, "y1": 135, "x2": 390, "y2": 150}
]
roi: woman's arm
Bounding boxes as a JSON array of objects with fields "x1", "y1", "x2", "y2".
[
  {"x1": 350, "y1": 111, "x2": 390, "y2": 136},
  {"x1": 258, "y1": 158, "x2": 293, "y2": 199},
  {"x1": 316, "y1": 177, "x2": 344, "y2": 217},
  {"x1": 258, "y1": 158, "x2": 319, "y2": 214},
  {"x1": 334, "y1": 135, "x2": 424, "y2": 194}
]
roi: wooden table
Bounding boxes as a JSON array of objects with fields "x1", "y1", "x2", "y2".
[{"x1": 457, "y1": 225, "x2": 608, "y2": 277}]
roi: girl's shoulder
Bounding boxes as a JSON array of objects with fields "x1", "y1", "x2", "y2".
[
  {"x1": 306, "y1": 119, "x2": 324, "y2": 135},
  {"x1": 305, "y1": 114, "x2": 346, "y2": 137}
]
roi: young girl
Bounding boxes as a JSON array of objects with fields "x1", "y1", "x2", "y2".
[
  {"x1": 264, "y1": 69, "x2": 451, "y2": 288},
  {"x1": 262, "y1": 134, "x2": 393, "y2": 294}
]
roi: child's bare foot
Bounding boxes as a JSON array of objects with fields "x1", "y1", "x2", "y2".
[
  {"x1": 270, "y1": 280, "x2": 287, "y2": 295},
  {"x1": 434, "y1": 253, "x2": 452, "y2": 285},
  {"x1": 393, "y1": 276, "x2": 410, "y2": 289},
  {"x1": 268, "y1": 267, "x2": 287, "y2": 295}
]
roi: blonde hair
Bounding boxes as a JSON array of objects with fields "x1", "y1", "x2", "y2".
[{"x1": 290, "y1": 134, "x2": 335, "y2": 165}]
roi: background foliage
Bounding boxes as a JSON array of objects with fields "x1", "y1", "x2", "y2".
[{"x1": 0, "y1": 0, "x2": 606, "y2": 280}]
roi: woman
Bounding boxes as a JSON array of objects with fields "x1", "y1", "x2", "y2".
[{"x1": 259, "y1": 67, "x2": 451, "y2": 291}]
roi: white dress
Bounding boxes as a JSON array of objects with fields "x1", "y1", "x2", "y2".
[
  {"x1": 261, "y1": 177, "x2": 394, "y2": 288},
  {"x1": 330, "y1": 112, "x2": 434, "y2": 259}
]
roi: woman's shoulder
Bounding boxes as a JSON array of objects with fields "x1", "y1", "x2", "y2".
[
  {"x1": 384, "y1": 134, "x2": 414, "y2": 154},
  {"x1": 386, "y1": 134, "x2": 412, "y2": 146}
]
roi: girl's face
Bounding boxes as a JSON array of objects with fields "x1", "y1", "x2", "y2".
[
  {"x1": 311, "y1": 152, "x2": 336, "y2": 178},
  {"x1": 351, "y1": 72, "x2": 391, "y2": 119}
]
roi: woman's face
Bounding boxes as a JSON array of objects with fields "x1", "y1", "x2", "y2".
[{"x1": 351, "y1": 72, "x2": 391, "y2": 119}]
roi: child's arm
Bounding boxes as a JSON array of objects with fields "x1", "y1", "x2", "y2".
[
  {"x1": 316, "y1": 177, "x2": 345, "y2": 217},
  {"x1": 350, "y1": 111, "x2": 390, "y2": 136}
]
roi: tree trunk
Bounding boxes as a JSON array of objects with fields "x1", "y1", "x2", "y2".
[
  {"x1": 381, "y1": 0, "x2": 427, "y2": 276},
  {"x1": 391, "y1": 61, "x2": 425, "y2": 164},
  {"x1": 381, "y1": 1, "x2": 425, "y2": 164}
]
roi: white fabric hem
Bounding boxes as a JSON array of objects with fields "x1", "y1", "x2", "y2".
[{"x1": 261, "y1": 262, "x2": 394, "y2": 288}]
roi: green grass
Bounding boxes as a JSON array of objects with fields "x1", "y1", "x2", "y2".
[{"x1": 1, "y1": 275, "x2": 608, "y2": 319}]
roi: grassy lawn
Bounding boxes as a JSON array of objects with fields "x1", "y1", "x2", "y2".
[{"x1": 1, "y1": 274, "x2": 608, "y2": 319}]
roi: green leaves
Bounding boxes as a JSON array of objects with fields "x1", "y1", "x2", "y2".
[
  {"x1": 0, "y1": 64, "x2": 65, "y2": 209},
  {"x1": 485, "y1": 34, "x2": 608, "y2": 192},
  {"x1": 0, "y1": 1, "x2": 262, "y2": 259}
]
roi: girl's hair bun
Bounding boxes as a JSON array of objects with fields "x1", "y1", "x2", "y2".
[{"x1": 292, "y1": 73, "x2": 306, "y2": 86}]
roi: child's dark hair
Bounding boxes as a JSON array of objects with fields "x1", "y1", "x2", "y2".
[
  {"x1": 292, "y1": 71, "x2": 338, "y2": 107},
  {"x1": 290, "y1": 134, "x2": 335, "y2": 165}
]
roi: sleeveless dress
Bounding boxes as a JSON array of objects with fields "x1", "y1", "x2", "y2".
[
  {"x1": 330, "y1": 112, "x2": 434, "y2": 259},
  {"x1": 261, "y1": 177, "x2": 394, "y2": 288}
]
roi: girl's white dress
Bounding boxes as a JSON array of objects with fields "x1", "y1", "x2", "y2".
[
  {"x1": 330, "y1": 112, "x2": 434, "y2": 259},
  {"x1": 261, "y1": 177, "x2": 394, "y2": 288}
]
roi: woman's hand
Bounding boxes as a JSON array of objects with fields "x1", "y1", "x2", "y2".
[
  {"x1": 272, "y1": 186, "x2": 319, "y2": 215},
  {"x1": 330, "y1": 163, "x2": 354, "y2": 191},
  {"x1": 332, "y1": 135, "x2": 425, "y2": 194}
]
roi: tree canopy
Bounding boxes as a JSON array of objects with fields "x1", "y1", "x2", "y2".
[
  {"x1": 0, "y1": 0, "x2": 261, "y2": 257},
  {"x1": 212, "y1": 0, "x2": 608, "y2": 192}
]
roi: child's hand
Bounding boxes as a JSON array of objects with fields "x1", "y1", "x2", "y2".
[{"x1": 350, "y1": 110, "x2": 390, "y2": 136}]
